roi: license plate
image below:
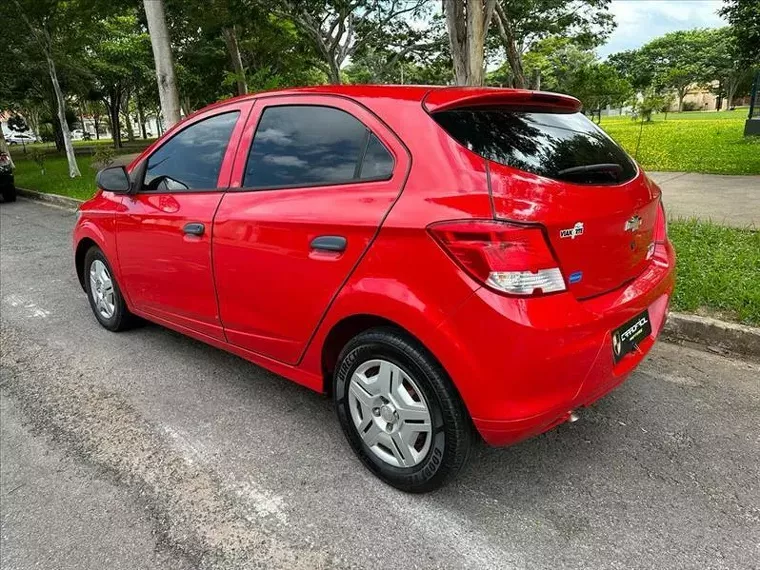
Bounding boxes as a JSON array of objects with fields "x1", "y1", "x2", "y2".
[{"x1": 612, "y1": 310, "x2": 652, "y2": 363}]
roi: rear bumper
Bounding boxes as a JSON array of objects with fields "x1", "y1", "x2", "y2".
[{"x1": 443, "y1": 241, "x2": 675, "y2": 446}]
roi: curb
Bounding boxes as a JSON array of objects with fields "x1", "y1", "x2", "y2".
[
  {"x1": 662, "y1": 312, "x2": 760, "y2": 359},
  {"x1": 17, "y1": 188, "x2": 83, "y2": 211}
]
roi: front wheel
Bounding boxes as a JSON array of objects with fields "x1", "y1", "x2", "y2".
[
  {"x1": 334, "y1": 328, "x2": 472, "y2": 493},
  {"x1": 83, "y1": 247, "x2": 137, "y2": 331}
]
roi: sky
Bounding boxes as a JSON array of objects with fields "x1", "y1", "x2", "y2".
[{"x1": 596, "y1": 0, "x2": 727, "y2": 59}]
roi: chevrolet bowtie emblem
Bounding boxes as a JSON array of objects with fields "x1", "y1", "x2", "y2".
[{"x1": 625, "y1": 215, "x2": 642, "y2": 232}]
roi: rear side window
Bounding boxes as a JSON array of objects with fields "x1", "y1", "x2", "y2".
[
  {"x1": 244, "y1": 105, "x2": 394, "y2": 189},
  {"x1": 360, "y1": 134, "x2": 394, "y2": 180},
  {"x1": 144, "y1": 111, "x2": 239, "y2": 191},
  {"x1": 433, "y1": 109, "x2": 637, "y2": 185}
]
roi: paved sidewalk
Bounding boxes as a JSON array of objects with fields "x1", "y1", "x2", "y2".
[{"x1": 648, "y1": 171, "x2": 760, "y2": 228}]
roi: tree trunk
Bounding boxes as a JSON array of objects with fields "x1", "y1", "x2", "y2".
[
  {"x1": 493, "y1": 4, "x2": 526, "y2": 89},
  {"x1": 0, "y1": 130, "x2": 14, "y2": 169},
  {"x1": 136, "y1": 99, "x2": 147, "y2": 139},
  {"x1": 326, "y1": 58, "x2": 342, "y2": 85},
  {"x1": 465, "y1": 0, "x2": 486, "y2": 86},
  {"x1": 444, "y1": 0, "x2": 495, "y2": 86},
  {"x1": 93, "y1": 112, "x2": 101, "y2": 140},
  {"x1": 46, "y1": 52, "x2": 80, "y2": 177},
  {"x1": 105, "y1": 90, "x2": 122, "y2": 149},
  {"x1": 221, "y1": 26, "x2": 248, "y2": 95},
  {"x1": 122, "y1": 90, "x2": 135, "y2": 142},
  {"x1": 444, "y1": 0, "x2": 468, "y2": 85},
  {"x1": 678, "y1": 90, "x2": 685, "y2": 112},
  {"x1": 144, "y1": 0, "x2": 181, "y2": 128}
]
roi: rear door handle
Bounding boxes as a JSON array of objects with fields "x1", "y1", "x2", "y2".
[
  {"x1": 183, "y1": 222, "x2": 205, "y2": 236},
  {"x1": 310, "y1": 235, "x2": 347, "y2": 252}
]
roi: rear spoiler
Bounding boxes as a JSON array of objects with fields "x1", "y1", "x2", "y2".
[{"x1": 422, "y1": 87, "x2": 582, "y2": 114}]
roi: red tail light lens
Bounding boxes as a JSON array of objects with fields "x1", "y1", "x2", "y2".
[
  {"x1": 654, "y1": 201, "x2": 667, "y2": 243},
  {"x1": 428, "y1": 220, "x2": 566, "y2": 296}
]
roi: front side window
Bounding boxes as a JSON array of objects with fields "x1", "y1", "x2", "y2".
[
  {"x1": 244, "y1": 105, "x2": 393, "y2": 189},
  {"x1": 143, "y1": 111, "x2": 239, "y2": 191}
]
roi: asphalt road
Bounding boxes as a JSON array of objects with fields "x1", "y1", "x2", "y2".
[{"x1": 1, "y1": 199, "x2": 758, "y2": 570}]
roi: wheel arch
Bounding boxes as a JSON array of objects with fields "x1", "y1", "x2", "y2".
[
  {"x1": 319, "y1": 312, "x2": 468, "y2": 414},
  {"x1": 75, "y1": 237, "x2": 99, "y2": 290}
]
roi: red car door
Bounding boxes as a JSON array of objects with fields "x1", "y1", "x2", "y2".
[
  {"x1": 213, "y1": 95, "x2": 410, "y2": 363},
  {"x1": 116, "y1": 102, "x2": 252, "y2": 340}
]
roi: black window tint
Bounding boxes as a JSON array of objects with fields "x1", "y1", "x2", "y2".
[
  {"x1": 144, "y1": 111, "x2": 239, "y2": 191},
  {"x1": 245, "y1": 105, "x2": 368, "y2": 188},
  {"x1": 359, "y1": 133, "x2": 394, "y2": 179},
  {"x1": 433, "y1": 109, "x2": 636, "y2": 185}
]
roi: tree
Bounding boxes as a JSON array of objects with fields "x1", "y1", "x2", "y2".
[
  {"x1": 347, "y1": 11, "x2": 450, "y2": 84},
  {"x1": 638, "y1": 29, "x2": 715, "y2": 112},
  {"x1": 87, "y1": 13, "x2": 152, "y2": 148},
  {"x1": 492, "y1": 0, "x2": 615, "y2": 89},
  {"x1": 521, "y1": 36, "x2": 596, "y2": 92},
  {"x1": 274, "y1": 0, "x2": 430, "y2": 84},
  {"x1": 443, "y1": 0, "x2": 497, "y2": 86},
  {"x1": 8, "y1": 0, "x2": 81, "y2": 177},
  {"x1": 144, "y1": 0, "x2": 181, "y2": 127},
  {"x1": 706, "y1": 27, "x2": 754, "y2": 109},
  {"x1": 719, "y1": 0, "x2": 760, "y2": 67},
  {"x1": 607, "y1": 49, "x2": 654, "y2": 92}
]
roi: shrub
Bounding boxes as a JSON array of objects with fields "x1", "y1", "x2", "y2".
[
  {"x1": 29, "y1": 148, "x2": 46, "y2": 174},
  {"x1": 91, "y1": 145, "x2": 115, "y2": 169}
]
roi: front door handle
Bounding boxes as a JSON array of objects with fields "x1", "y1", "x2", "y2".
[
  {"x1": 310, "y1": 235, "x2": 347, "y2": 252},
  {"x1": 183, "y1": 222, "x2": 205, "y2": 236}
]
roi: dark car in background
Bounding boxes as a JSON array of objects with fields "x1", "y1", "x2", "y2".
[{"x1": 0, "y1": 151, "x2": 16, "y2": 202}]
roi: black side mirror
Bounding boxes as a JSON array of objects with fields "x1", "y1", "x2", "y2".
[{"x1": 96, "y1": 165, "x2": 131, "y2": 194}]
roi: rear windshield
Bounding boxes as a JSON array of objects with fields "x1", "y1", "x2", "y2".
[{"x1": 433, "y1": 109, "x2": 637, "y2": 185}]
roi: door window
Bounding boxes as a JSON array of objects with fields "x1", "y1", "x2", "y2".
[
  {"x1": 359, "y1": 133, "x2": 394, "y2": 180},
  {"x1": 143, "y1": 111, "x2": 239, "y2": 191},
  {"x1": 244, "y1": 105, "x2": 393, "y2": 189}
]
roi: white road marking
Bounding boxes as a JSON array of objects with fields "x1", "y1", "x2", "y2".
[
  {"x1": 3, "y1": 294, "x2": 50, "y2": 318},
  {"x1": 161, "y1": 424, "x2": 289, "y2": 526}
]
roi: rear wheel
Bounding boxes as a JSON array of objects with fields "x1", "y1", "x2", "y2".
[
  {"x1": 334, "y1": 328, "x2": 472, "y2": 493},
  {"x1": 83, "y1": 247, "x2": 136, "y2": 331}
]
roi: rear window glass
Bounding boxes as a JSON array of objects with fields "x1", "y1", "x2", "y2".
[{"x1": 433, "y1": 109, "x2": 637, "y2": 185}]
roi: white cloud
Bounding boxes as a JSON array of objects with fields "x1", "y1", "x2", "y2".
[{"x1": 597, "y1": 0, "x2": 727, "y2": 59}]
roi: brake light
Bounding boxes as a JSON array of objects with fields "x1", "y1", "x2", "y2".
[
  {"x1": 428, "y1": 220, "x2": 566, "y2": 296},
  {"x1": 654, "y1": 201, "x2": 667, "y2": 243}
]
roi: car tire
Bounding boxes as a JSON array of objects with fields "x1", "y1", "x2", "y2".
[
  {"x1": 83, "y1": 246, "x2": 137, "y2": 331},
  {"x1": 1, "y1": 186, "x2": 16, "y2": 202},
  {"x1": 334, "y1": 327, "x2": 472, "y2": 493}
]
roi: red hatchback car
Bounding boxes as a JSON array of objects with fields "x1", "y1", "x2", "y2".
[{"x1": 73, "y1": 86, "x2": 675, "y2": 492}]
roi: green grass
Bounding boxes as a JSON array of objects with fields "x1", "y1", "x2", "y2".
[
  {"x1": 10, "y1": 142, "x2": 148, "y2": 200},
  {"x1": 599, "y1": 110, "x2": 760, "y2": 175},
  {"x1": 13, "y1": 155, "x2": 100, "y2": 200},
  {"x1": 669, "y1": 220, "x2": 760, "y2": 325}
]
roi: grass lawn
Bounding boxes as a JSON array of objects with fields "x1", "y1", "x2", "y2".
[
  {"x1": 13, "y1": 155, "x2": 100, "y2": 200},
  {"x1": 669, "y1": 220, "x2": 760, "y2": 326},
  {"x1": 599, "y1": 110, "x2": 760, "y2": 175}
]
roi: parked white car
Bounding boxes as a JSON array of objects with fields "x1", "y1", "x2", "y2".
[
  {"x1": 6, "y1": 132, "x2": 38, "y2": 145},
  {"x1": 71, "y1": 129, "x2": 93, "y2": 140}
]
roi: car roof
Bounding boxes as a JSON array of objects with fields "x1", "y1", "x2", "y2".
[{"x1": 195, "y1": 85, "x2": 581, "y2": 117}]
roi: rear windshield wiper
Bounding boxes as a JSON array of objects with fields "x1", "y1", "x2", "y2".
[{"x1": 557, "y1": 163, "x2": 624, "y2": 178}]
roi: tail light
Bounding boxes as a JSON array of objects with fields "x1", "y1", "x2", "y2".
[
  {"x1": 654, "y1": 201, "x2": 667, "y2": 243},
  {"x1": 428, "y1": 220, "x2": 566, "y2": 296}
]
